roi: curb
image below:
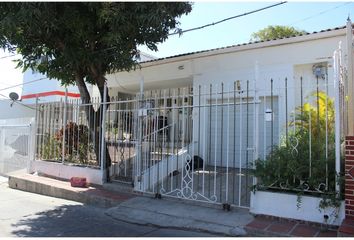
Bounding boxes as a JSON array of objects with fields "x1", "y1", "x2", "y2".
[
  {"x1": 105, "y1": 205, "x2": 245, "y2": 237},
  {"x1": 7, "y1": 173, "x2": 251, "y2": 237},
  {"x1": 105, "y1": 196, "x2": 250, "y2": 237},
  {"x1": 8, "y1": 174, "x2": 133, "y2": 208}
]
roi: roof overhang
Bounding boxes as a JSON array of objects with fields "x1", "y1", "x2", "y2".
[{"x1": 138, "y1": 27, "x2": 346, "y2": 69}]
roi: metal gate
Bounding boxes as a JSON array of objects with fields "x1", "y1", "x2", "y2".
[
  {"x1": 105, "y1": 97, "x2": 137, "y2": 183},
  {"x1": 133, "y1": 83, "x2": 265, "y2": 208},
  {"x1": 0, "y1": 123, "x2": 32, "y2": 176}
]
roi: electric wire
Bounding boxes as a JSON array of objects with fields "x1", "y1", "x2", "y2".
[
  {"x1": 169, "y1": 1, "x2": 287, "y2": 36},
  {"x1": 0, "y1": 1, "x2": 345, "y2": 61},
  {"x1": 0, "y1": 2, "x2": 287, "y2": 61},
  {"x1": 86, "y1": 2, "x2": 288, "y2": 55},
  {"x1": 0, "y1": 2, "x2": 348, "y2": 110},
  {"x1": 0, "y1": 92, "x2": 38, "y2": 111},
  {"x1": 5, "y1": 0, "x2": 344, "y2": 95},
  {"x1": 290, "y1": 2, "x2": 352, "y2": 25},
  {"x1": 0, "y1": 77, "x2": 48, "y2": 92}
]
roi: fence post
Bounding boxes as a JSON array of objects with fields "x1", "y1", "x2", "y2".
[
  {"x1": 346, "y1": 18, "x2": 354, "y2": 135},
  {"x1": 0, "y1": 127, "x2": 3, "y2": 173},
  {"x1": 253, "y1": 61, "x2": 259, "y2": 186},
  {"x1": 100, "y1": 83, "x2": 108, "y2": 183},
  {"x1": 135, "y1": 74, "x2": 145, "y2": 189},
  {"x1": 62, "y1": 88, "x2": 68, "y2": 163},
  {"x1": 334, "y1": 48, "x2": 341, "y2": 194},
  {"x1": 27, "y1": 123, "x2": 32, "y2": 173},
  {"x1": 32, "y1": 96, "x2": 39, "y2": 164}
]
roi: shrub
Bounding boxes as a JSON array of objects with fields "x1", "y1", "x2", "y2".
[
  {"x1": 253, "y1": 92, "x2": 342, "y2": 198},
  {"x1": 54, "y1": 122, "x2": 95, "y2": 165}
]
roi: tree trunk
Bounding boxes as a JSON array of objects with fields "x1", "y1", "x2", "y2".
[
  {"x1": 74, "y1": 73, "x2": 112, "y2": 182},
  {"x1": 95, "y1": 74, "x2": 112, "y2": 182}
]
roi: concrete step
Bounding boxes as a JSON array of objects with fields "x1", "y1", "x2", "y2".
[
  {"x1": 103, "y1": 181, "x2": 134, "y2": 193},
  {"x1": 8, "y1": 172, "x2": 135, "y2": 208}
]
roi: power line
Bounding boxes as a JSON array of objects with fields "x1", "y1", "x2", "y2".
[
  {"x1": 290, "y1": 2, "x2": 352, "y2": 25},
  {"x1": 0, "y1": 77, "x2": 48, "y2": 92},
  {"x1": 169, "y1": 1, "x2": 287, "y2": 36},
  {"x1": 0, "y1": 2, "x2": 287, "y2": 60},
  {"x1": 0, "y1": 82, "x2": 17, "y2": 87},
  {"x1": 0, "y1": 1, "x2": 288, "y2": 94},
  {"x1": 0, "y1": 1, "x2": 287, "y2": 83},
  {"x1": 93, "y1": 2, "x2": 287, "y2": 54},
  {"x1": 0, "y1": 92, "x2": 38, "y2": 111}
]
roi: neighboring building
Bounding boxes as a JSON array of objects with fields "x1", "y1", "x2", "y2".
[
  {"x1": 21, "y1": 70, "x2": 81, "y2": 104},
  {"x1": 0, "y1": 51, "x2": 157, "y2": 120}
]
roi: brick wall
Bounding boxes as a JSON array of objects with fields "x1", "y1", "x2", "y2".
[{"x1": 345, "y1": 136, "x2": 354, "y2": 220}]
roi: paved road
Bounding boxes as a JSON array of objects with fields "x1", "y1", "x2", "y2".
[{"x1": 0, "y1": 176, "x2": 217, "y2": 237}]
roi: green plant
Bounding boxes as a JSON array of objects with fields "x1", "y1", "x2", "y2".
[
  {"x1": 319, "y1": 193, "x2": 341, "y2": 210},
  {"x1": 55, "y1": 122, "x2": 95, "y2": 165},
  {"x1": 252, "y1": 92, "x2": 343, "y2": 210},
  {"x1": 296, "y1": 191, "x2": 303, "y2": 210},
  {"x1": 0, "y1": 2, "x2": 192, "y2": 168},
  {"x1": 39, "y1": 134, "x2": 61, "y2": 161}
]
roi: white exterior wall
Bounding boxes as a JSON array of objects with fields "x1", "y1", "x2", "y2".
[
  {"x1": 108, "y1": 30, "x2": 344, "y2": 96},
  {"x1": 22, "y1": 70, "x2": 81, "y2": 104},
  {"x1": 31, "y1": 160, "x2": 102, "y2": 185},
  {"x1": 106, "y1": 59, "x2": 194, "y2": 93},
  {"x1": 251, "y1": 191, "x2": 345, "y2": 226},
  {"x1": 107, "y1": 30, "x2": 345, "y2": 112},
  {"x1": 0, "y1": 99, "x2": 35, "y2": 120},
  {"x1": 190, "y1": 36, "x2": 343, "y2": 165}
]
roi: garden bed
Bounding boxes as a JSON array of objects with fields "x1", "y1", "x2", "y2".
[{"x1": 250, "y1": 190, "x2": 345, "y2": 226}]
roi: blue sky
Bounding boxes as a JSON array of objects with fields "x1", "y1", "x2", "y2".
[
  {"x1": 1, "y1": 1, "x2": 354, "y2": 98},
  {"x1": 139, "y1": 1, "x2": 354, "y2": 58}
]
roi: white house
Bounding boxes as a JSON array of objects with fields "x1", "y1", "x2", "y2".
[
  {"x1": 93, "y1": 22, "x2": 350, "y2": 224},
  {"x1": 105, "y1": 24, "x2": 347, "y2": 169},
  {"x1": 12, "y1": 21, "x2": 352, "y2": 225}
]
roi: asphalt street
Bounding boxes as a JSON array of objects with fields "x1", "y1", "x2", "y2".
[{"x1": 0, "y1": 176, "x2": 217, "y2": 237}]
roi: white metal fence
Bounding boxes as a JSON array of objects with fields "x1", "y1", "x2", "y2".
[
  {"x1": 0, "y1": 119, "x2": 33, "y2": 176},
  {"x1": 134, "y1": 85, "x2": 257, "y2": 207},
  {"x1": 33, "y1": 65, "x2": 343, "y2": 208}
]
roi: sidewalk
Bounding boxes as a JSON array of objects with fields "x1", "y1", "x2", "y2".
[
  {"x1": 105, "y1": 196, "x2": 253, "y2": 236},
  {"x1": 7, "y1": 172, "x2": 253, "y2": 236},
  {"x1": 6, "y1": 172, "x2": 341, "y2": 237},
  {"x1": 245, "y1": 215, "x2": 338, "y2": 237},
  {"x1": 7, "y1": 172, "x2": 135, "y2": 208}
]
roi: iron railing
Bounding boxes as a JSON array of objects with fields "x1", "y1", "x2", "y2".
[{"x1": 33, "y1": 71, "x2": 343, "y2": 208}]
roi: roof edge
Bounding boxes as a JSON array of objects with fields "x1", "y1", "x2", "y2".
[{"x1": 139, "y1": 25, "x2": 346, "y2": 68}]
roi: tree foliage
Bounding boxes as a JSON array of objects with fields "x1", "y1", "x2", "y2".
[
  {"x1": 0, "y1": 2, "x2": 192, "y2": 172},
  {"x1": 0, "y1": 2, "x2": 192, "y2": 100},
  {"x1": 250, "y1": 25, "x2": 307, "y2": 42}
]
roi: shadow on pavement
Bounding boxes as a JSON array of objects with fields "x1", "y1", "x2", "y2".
[{"x1": 11, "y1": 204, "x2": 156, "y2": 237}]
